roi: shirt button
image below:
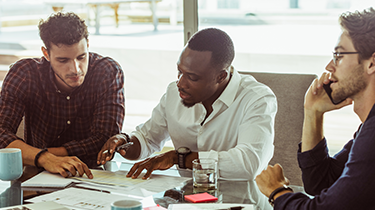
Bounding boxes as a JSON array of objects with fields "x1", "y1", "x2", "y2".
[
  {"x1": 67, "y1": 121, "x2": 71, "y2": 125},
  {"x1": 67, "y1": 96, "x2": 70, "y2": 100},
  {"x1": 57, "y1": 136, "x2": 60, "y2": 139}
]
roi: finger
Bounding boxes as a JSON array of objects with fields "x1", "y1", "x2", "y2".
[
  {"x1": 310, "y1": 78, "x2": 318, "y2": 95},
  {"x1": 142, "y1": 168, "x2": 154, "y2": 180},
  {"x1": 82, "y1": 164, "x2": 93, "y2": 179},
  {"x1": 323, "y1": 72, "x2": 331, "y2": 85},
  {"x1": 127, "y1": 162, "x2": 140, "y2": 177},
  {"x1": 132, "y1": 167, "x2": 145, "y2": 179},
  {"x1": 59, "y1": 168, "x2": 69, "y2": 178},
  {"x1": 73, "y1": 161, "x2": 85, "y2": 177},
  {"x1": 97, "y1": 148, "x2": 106, "y2": 164},
  {"x1": 65, "y1": 163, "x2": 78, "y2": 177},
  {"x1": 99, "y1": 150, "x2": 113, "y2": 165}
]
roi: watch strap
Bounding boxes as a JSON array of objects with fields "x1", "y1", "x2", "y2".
[{"x1": 268, "y1": 185, "x2": 293, "y2": 206}]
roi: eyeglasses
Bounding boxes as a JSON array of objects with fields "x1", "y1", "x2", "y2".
[{"x1": 332, "y1": 51, "x2": 360, "y2": 65}]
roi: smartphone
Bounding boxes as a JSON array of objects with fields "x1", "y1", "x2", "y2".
[{"x1": 323, "y1": 81, "x2": 345, "y2": 105}]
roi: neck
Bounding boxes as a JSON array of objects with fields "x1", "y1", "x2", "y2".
[
  {"x1": 202, "y1": 72, "x2": 232, "y2": 114},
  {"x1": 54, "y1": 72, "x2": 75, "y2": 93},
  {"x1": 353, "y1": 84, "x2": 375, "y2": 123}
]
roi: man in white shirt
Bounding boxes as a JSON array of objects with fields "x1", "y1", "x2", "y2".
[{"x1": 97, "y1": 28, "x2": 277, "y2": 180}]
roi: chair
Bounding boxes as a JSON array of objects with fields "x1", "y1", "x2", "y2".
[{"x1": 239, "y1": 71, "x2": 317, "y2": 186}]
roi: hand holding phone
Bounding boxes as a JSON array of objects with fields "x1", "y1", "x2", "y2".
[{"x1": 323, "y1": 81, "x2": 346, "y2": 105}]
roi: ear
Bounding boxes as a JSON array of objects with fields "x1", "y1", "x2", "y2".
[
  {"x1": 87, "y1": 39, "x2": 90, "y2": 49},
  {"x1": 216, "y1": 70, "x2": 228, "y2": 84},
  {"x1": 41, "y1": 47, "x2": 50, "y2": 61}
]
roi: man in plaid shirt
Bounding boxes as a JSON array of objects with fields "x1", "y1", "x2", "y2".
[{"x1": 0, "y1": 12, "x2": 125, "y2": 179}]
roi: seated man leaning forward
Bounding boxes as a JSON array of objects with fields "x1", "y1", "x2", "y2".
[
  {"x1": 98, "y1": 28, "x2": 277, "y2": 180},
  {"x1": 256, "y1": 7, "x2": 375, "y2": 210},
  {"x1": 0, "y1": 12, "x2": 125, "y2": 178}
]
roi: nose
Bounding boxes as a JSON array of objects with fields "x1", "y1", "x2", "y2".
[
  {"x1": 70, "y1": 59, "x2": 80, "y2": 74},
  {"x1": 325, "y1": 59, "x2": 335, "y2": 73},
  {"x1": 176, "y1": 72, "x2": 187, "y2": 89}
]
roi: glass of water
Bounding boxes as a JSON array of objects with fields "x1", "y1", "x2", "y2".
[{"x1": 192, "y1": 158, "x2": 218, "y2": 190}]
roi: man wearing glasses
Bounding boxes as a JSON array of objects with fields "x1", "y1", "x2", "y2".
[{"x1": 256, "y1": 8, "x2": 375, "y2": 209}]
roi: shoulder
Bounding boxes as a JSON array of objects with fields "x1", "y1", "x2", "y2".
[
  {"x1": 238, "y1": 74, "x2": 276, "y2": 102},
  {"x1": 6, "y1": 57, "x2": 47, "y2": 83},
  {"x1": 89, "y1": 52, "x2": 123, "y2": 76},
  {"x1": 87, "y1": 53, "x2": 124, "y2": 84}
]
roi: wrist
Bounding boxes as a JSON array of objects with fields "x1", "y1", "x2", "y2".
[
  {"x1": 34, "y1": 148, "x2": 49, "y2": 170},
  {"x1": 268, "y1": 185, "x2": 293, "y2": 207}
]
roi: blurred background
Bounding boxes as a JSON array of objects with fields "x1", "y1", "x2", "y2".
[{"x1": 0, "y1": 0, "x2": 372, "y2": 155}]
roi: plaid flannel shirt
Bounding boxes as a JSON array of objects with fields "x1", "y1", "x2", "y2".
[{"x1": 0, "y1": 52, "x2": 125, "y2": 167}]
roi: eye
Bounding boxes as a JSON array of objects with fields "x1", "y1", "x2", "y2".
[
  {"x1": 77, "y1": 55, "x2": 86, "y2": 60},
  {"x1": 58, "y1": 59, "x2": 68, "y2": 63}
]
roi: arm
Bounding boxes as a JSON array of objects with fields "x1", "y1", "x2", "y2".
[
  {"x1": 0, "y1": 60, "x2": 92, "y2": 178},
  {"x1": 257, "y1": 116, "x2": 375, "y2": 210}
]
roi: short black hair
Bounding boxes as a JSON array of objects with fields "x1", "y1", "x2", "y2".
[
  {"x1": 38, "y1": 12, "x2": 89, "y2": 52},
  {"x1": 187, "y1": 28, "x2": 234, "y2": 70}
]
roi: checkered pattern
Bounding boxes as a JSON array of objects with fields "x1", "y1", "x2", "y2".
[{"x1": 0, "y1": 53, "x2": 125, "y2": 167}]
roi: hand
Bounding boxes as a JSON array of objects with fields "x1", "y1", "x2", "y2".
[
  {"x1": 38, "y1": 152, "x2": 93, "y2": 179},
  {"x1": 255, "y1": 164, "x2": 289, "y2": 198},
  {"x1": 304, "y1": 72, "x2": 352, "y2": 114},
  {"x1": 126, "y1": 150, "x2": 177, "y2": 180},
  {"x1": 97, "y1": 134, "x2": 127, "y2": 165}
]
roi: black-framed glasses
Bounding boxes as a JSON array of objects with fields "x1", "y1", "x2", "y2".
[{"x1": 332, "y1": 51, "x2": 360, "y2": 65}]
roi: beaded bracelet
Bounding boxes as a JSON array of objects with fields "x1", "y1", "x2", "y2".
[{"x1": 34, "y1": 148, "x2": 48, "y2": 170}]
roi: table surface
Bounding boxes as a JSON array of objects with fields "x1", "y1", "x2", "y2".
[{"x1": 0, "y1": 161, "x2": 279, "y2": 210}]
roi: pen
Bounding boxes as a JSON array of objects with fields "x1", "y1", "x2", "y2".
[{"x1": 115, "y1": 141, "x2": 134, "y2": 152}]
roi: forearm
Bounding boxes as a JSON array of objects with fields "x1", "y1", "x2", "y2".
[
  {"x1": 7, "y1": 140, "x2": 44, "y2": 166},
  {"x1": 301, "y1": 109, "x2": 324, "y2": 152}
]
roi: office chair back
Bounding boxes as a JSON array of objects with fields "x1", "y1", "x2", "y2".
[{"x1": 239, "y1": 71, "x2": 317, "y2": 186}]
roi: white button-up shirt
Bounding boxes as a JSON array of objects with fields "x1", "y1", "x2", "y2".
[{"x1": 132, "y1": 69, "x2": 277, "y2": 180}]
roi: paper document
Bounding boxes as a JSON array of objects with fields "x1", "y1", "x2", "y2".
[
  {"x1": 0, "y1": 201, "x2": 69, "y2": 210},
  {"x1": 27, "y1": 188, "x2": 156, "y2": 210},
  {"x1": 22, "y1": 171, "x2": 74, "y2": 188},
  {"x1": 168, "y1": 203, "x2": 254, "y2": 210},
  {"x1": 22, "y1": 169, "x2": 191, "y2": 197},
  {"x1": 71, "y1": 169, "x2": 146, "y2": 187}
]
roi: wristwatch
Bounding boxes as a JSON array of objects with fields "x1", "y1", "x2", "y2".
[{"x1": 176, "y1": 147, "x2": 191, "y2": 169}]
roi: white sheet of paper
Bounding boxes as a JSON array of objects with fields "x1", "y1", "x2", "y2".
[
  {"x1": 72, "y1": 169, "x2": 191, "y2": 197},
  {"x1": 26, "y1": 187, "x2": 156, "y2": 210},
  {"x1": 0, "y1": 201, "x2": 70, "y2": 210}
]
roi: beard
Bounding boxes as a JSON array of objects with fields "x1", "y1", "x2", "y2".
[
  {"x1": 332, "y1": 64, "x2": 366, "y2": 102},
  {"x1": 181, "y1": 99, "x2": 196, "y2": 108}
]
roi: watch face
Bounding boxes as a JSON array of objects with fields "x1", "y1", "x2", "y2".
[{"x1": 177, "y1": 147, "x2": 191, "y2": 154}]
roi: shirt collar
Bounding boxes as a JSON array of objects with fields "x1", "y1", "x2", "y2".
[{"x1": 215, "y1": 66, "x2": 240, "y2": 107}]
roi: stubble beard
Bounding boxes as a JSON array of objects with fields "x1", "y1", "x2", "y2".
[{"x1": 332, "y1": 64, "x2": 366, "y2": 102}]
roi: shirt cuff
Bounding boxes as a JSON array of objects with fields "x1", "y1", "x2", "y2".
[{"x1": 298, "y1": 138, "x2": 329, "y2": 169}]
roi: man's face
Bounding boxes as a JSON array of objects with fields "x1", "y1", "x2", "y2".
[
  {"x1": 326, "y1": 31, "x2": 367, "y2": 102},
  {"x1": 176, "y1": 47, "x2": 222, "y2": 108},
  {"x1": 43, "y1": 38, "x2": 89, "y2": 92}
]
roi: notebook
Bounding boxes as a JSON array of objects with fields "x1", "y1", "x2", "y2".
[{"x1": 21, "y1": 171, "x2": 74, "y2": 188}]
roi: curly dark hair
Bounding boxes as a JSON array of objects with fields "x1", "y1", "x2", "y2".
[
  {"x1": 187, "y1": 28, "x2": 234, "y2": 71},
  {"x1": 339, "y1": 7, "x2": 375, "y2": 61},
  {"x1": 38, "y1": 12, "x2": 89, "y2": 52}
]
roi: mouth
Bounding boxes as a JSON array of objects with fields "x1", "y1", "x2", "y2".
[
  {"x1": 68, "y1": 75, "x2": 82, "y2": 82},
  {"x1": 178, "y1": 89, "x2": 191, "y2": 100}
]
